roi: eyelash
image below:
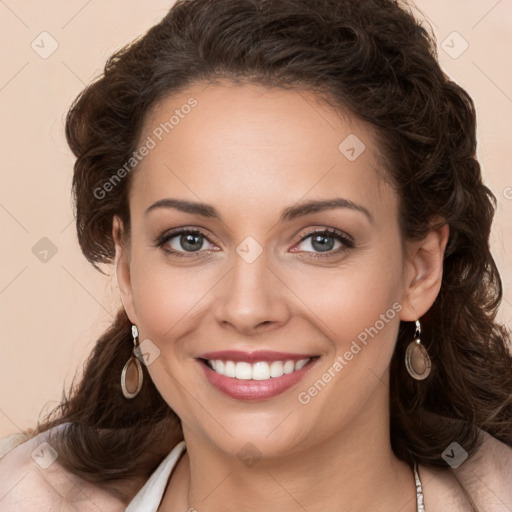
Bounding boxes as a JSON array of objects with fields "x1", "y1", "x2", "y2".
[{"x1": 154, "y1": 227, "x2": 354, "y2": 259}]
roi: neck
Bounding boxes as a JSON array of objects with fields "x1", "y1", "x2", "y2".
[{"x1": 161, "y1": 391, "x2": 418, "y2": 512}]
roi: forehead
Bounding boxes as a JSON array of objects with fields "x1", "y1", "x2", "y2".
[{"x1": 129, "y1": 81, "x2": 395, "y2": 219}]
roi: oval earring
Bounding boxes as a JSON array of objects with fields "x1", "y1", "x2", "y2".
[
  {"x1": 405, "y1": 320, "x2": 431, "y2": 380},
  {"x1": 121, "y1": 325, "x2": 144, "y2": 399}
]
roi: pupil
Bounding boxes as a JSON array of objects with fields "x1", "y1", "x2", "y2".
[{"x1": 312, "y1": 234, "x2": 334, "y2": 252}]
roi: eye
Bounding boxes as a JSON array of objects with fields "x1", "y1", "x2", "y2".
[
  {"x1": 156, "y1": 228, "x2": 216, "y2": 257},
  {"x1": 155, "y1": 227, "x2": 354, "y2": 259},
  {"x1": 293, "y1": 228, "x2": 354, "y2": 257}
]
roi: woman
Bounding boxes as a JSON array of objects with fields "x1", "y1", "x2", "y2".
[{"x1": 1, "y1": 0, "x2": 511, "y2": 510}]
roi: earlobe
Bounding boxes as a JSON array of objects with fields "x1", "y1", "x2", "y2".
[
  {"x1": 113, "y1": 215, "x2": 138, "y2": 324},
  {"x1": 400, "y1": 222, "x2": 449, "y2": 322}
]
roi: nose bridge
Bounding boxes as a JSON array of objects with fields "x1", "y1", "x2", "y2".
[{"x1": 213, "y1": 243, "x2": 289, "y2": 333}]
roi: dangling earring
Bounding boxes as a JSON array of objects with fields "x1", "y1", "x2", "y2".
[
  {"x1": 405, "y1": 320, "x2": 431, "y2": 380},
  {"x1": 121, "y1": 325, "x2": 143, "y2": 399}
]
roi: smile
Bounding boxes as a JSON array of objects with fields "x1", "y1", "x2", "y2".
[
  {"x1": 205, "y1": 358, "x2": 311, "y2": 380},
  {"x1": 197, "y1": 351, "x2": 320, "y2": 400}
]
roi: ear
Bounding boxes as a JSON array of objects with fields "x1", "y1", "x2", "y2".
[
  {"x1": 399, "y1": 221, "x2": 450, "y2": 322},
  {"x1": 113, "y1": 215, "x2": 138, "y2": 325}
]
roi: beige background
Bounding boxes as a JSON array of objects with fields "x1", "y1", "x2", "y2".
[{"x1": 0, "y1": 0, "x2": 511, "y2": 437}]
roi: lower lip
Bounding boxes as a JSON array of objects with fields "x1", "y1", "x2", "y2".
[{"x1": 197, "y1": 358, "x2": 319, "y2": 400}]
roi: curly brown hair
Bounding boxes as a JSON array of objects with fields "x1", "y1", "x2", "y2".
[{"x1": 23, "y1": 0, "x2": 512, "y2": 505}]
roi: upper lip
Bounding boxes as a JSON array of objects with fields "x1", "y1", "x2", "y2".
[{"x1": 198, "y1": 350, "x2": 318, "y2": 363}]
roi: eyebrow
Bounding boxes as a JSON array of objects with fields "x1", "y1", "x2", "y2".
[{"x1": 144, "y1": 197, "x2": 374, "y2": 224}]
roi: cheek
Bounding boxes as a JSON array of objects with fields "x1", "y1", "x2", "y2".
[
  {"x1": 127, "y1": 255, "x2": 211, "y2": 418},
  {"x1": 129, "y1": 253, "x2": 216, "y2": 343},
  {"x1": 291, "y1": 252, "x2": 403, "y2": 343},
  {"x1": 291, "y1": 255, "x2": 404, "y2": 433}
]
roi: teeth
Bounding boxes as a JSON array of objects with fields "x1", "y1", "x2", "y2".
[
  {"x1": 224, "y1": 360, "x2": 236, "y2": 377},
  {"x1": 283, "y1": 360, "x2": 295, "y2": 374},
  {"x1": 295, "y1": 358, "x2": 309, "y2": 370},
  {"x1": 270, "y1": 361, "x2": 284, "y2": 377},
  {"x1": 207, "y1": 358, "x2": 311, "y2": 380},
  {"x1": 252, "y1": 362, "x2": 270, "y2": 380},
  {"x1": 235, "y1": 362, "x2": 252, "y2": 380}
]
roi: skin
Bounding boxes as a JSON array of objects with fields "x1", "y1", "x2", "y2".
[{"x1": 113, "y1": 81, "x2": 450, "y2": 512}]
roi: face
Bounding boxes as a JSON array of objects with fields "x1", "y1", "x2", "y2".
[{"x1": 114, "y1": 81, "x2": 445, "y2": 460}]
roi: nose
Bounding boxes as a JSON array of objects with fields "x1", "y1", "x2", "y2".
[{"x1": 212, "y1": 249, "x2": 291, "y2": 336}]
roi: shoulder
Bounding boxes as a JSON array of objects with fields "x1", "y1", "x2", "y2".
[
  {"x1": 0, "y1": 425, "x2": 135, "y2": 511},
  {"x1": 417, "y1": 429, "x2": 512, "y2": 512},
  {"x1": 452, "y1": 429, "x2": 512, "y2": 511}
]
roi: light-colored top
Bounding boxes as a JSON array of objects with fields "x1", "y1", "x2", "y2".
[
  {"x1": 125, "y1": 441, "x2": 425, "y2": 511},
  {"x1": 125, "y1": 440, "x2": 186, "y2": 511},
  {"x1": 3, "y1": 425, "x2": 511, "y2": 510},
  {"x1": 0, "y1": 424, "x2": 512, "y2": 512}
]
